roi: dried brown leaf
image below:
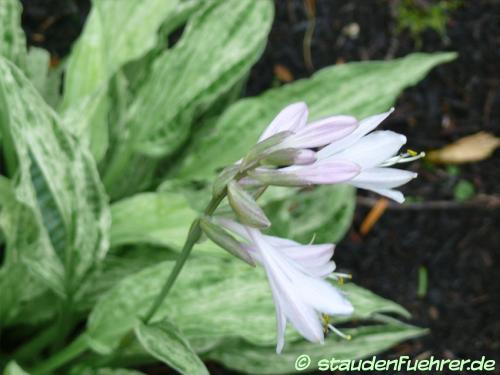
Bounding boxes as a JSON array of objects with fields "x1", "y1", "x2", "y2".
[
  {"x1": 427, "y1": 131, "x2": 500, "y2": 164},
  {"x1": 273, "y1": 64, "x2": 294, "y2": 82}
]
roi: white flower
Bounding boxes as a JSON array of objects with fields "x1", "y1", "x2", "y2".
[
  {"x1": 251, "y1": 105, "x2": 422, "y2": 203},
  {"x1": 217, "y1": 218, "x2": 353, "y2": 353},
  {"x1": 258, "y1": 102, "x2": 358, "y2": 150},
  {"x1": 316, "y1": 109, "x2": 419, "y2": 203}
]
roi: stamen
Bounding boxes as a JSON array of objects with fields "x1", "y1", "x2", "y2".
[
  {"x1": 321, "y1": 313, "x2": 330, "y2": 325},
  {"x1": 328, "y1": 272, "x2": 352, "y2": 283},
  {"x1": 380, "y1": 149, "x2": 425, "y2": 167},
  {"x1": 307, "y1": 233, "x2": 317, "y2": 245},
  {"x1": 328, "y1": 324, "x2": 352, "y2": 340}
]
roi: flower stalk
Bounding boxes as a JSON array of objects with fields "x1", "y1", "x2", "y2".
[{"x1": 142, "y1": 187, "x2": 229, "y2": 323}]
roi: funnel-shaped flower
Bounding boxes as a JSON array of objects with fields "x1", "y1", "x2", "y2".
[
  {"x1": 315, "y1": 109, "x2": 418, "y2": 202},
  {"x1": 258, "y1": 102, "x2": 309, "y2": 142},
  {"x1": 250, "y1": 108, "x2": 420, "y2": 203},
  {"x1": 217, "y1": 218, "x2": 353, "y2": 353},
  {"x1": 257, "y1": 102, "x2": 358, "y2": 156}
]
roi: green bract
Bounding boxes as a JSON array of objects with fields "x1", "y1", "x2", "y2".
[{"x1": 0, "y1": 0, "x2": 455, "y2": 374}]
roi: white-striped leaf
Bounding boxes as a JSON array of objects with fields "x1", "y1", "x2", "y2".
[
  {"x1": 69, "y1": 367, "x2": 147, "y2": 375},
  {"x1": 0, "y1": 0, "x2": 26, "y2": 69},
  {"x1": 62, "y1": 0, "x2": 200, "y2": 161},
  {"x1": 135, "y1": 320, "x2": 209, "y2": 375},
  {"x1": 109, "y1": 192, "x2": 218, "y2": 253},
  {"x1": 86, "y1": 255, "x2": 411, "y2": 354},
  {"x1": 206, "y1": 324, "x2": 426, "y2": 374},
  {"x1": 103, "y1": 0, "x2": 274, "y2": 198},
  {"x1": 0, "y1": 57, "x2": 110, "y2": 297}
]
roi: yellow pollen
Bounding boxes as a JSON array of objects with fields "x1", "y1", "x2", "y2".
[
  {"x1": 321, "y1": 314, "x2": 330, "y2": 325},
  {"x1": 346, "y1": 335, "x2": 352, "y2": 341},
  {"x1": 407, "y1": 149, "x2": 418, "y2": 156}
]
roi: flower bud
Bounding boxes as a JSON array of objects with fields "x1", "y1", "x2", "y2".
[
  {"x1": 240, "y1": 131, "x2": 293, "y2": 172},
  {"x1": 248, "y1": 159, "x2": 360, "y2": 187},
  {"x1": 261, "y1": 148, "x2": 316, "y2": 166},
  {"x1": 200, "y1": 217, "x2": 255, "y2": 266},
  {"x1": 227, "y1": 181, "x2": 271, "y2": 228},
  {"x1": 213, "y1": 165, "x2": 240, "y2": 196}
]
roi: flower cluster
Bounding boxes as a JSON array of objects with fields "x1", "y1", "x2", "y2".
[{"x1": 201, "y1": 102, "x2": 422, "y2": 353}]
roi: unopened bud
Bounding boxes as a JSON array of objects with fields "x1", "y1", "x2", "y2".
[
  {"x1": 213, "y1": 165, "x2": 240, "y2": 196},
  {"x1": 248, "y1": 159, "x2": 361, "y2": 187},
  {"x1": 227, "y1": 181, "x2": 271, "y2": 228},
  {"x1": 262, "y1": 148, "x2": 316, "y2": 166},
  {"x1": 240, "y1": 131, "x2": 293, "y2": 172},
  {"x1": 200, "y1": 217, "x2": 255, "y2": 266},
  {"x1": 247, "y1": 169, "x2": 304, "y2": 187}
]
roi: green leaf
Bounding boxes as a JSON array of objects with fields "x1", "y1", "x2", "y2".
[
  {"x1": 340, "y1": 283, "x2": 410, "y2": 319},
  {"x1": 174, "y1": 52, "x2": 457, "y2": 180},
  {"x1": 266, "y1": 185, "x2": 356, "y2": 244},
  {"x1": 25, "y1": 47, "x2": 62, "y2": 108},
  {"x1": 3, "y1": 361, "x2": 30, "y2": 375},
  {"x1": 0, "y1": 57, "x2": 110, "y2": 297},
  {"x1": 135, "y1": 320, "x2": 209, "y2": 375},
  {"x1": 121, "y1": 1, "x2": 204, "y2": 96},
  {"x1": 110, "y1": 192, "x2": 217, "y2": 254},
  {"x1": 86, "y1": 255, "x2": 412, "y2": 354},
  {"x1": 206, "y1": 324, "x2": 427, "y2": 374},
  {"x1": 0, "y1": 176, "x2": 55, "y2": 327},
  {"x1": 76, "y1": 245, "x2": 177, "y2": 312},
  {"x1": 103, "y1": 0, "x2": 274, "y2": 198},
  {"x1": 128, "y1": 0, "x2": 273, "y2": 157},
  {"x1": 62, "y1": 0, "x2": 196, "y2": 161},
  {"x1": 0, "y1": 262, "x2": 51, "y2": 326},
  {"x1": 69, "y1": 367, "x2": 146, "y2": 375},
  {"x1": 0, "y1": 0, "x2": 26, "y2": 69}
]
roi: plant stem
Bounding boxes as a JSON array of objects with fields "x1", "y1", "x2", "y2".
[
  {"x1": 142, "y1": 190, "x2": 227, "y2": 323},
  {"x1": 31, "y1": 334, "x2": 88, "y2": 375},
  {"x1": 13, "y1": 325, "x2": 58, "y2": 360},
  {"x1": 51, "y1": 297, "x2": 74, "y2": 353}
]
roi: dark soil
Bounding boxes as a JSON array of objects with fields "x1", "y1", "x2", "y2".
[{"x1": 19, "y1": 0, "x2": 500, "y2": 373}]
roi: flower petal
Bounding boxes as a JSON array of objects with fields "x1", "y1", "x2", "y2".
[
  {"x1": 272, "y1": 243, "x2": 335, "y2": 268},
  {"x1": 281, "y1": 159, "x2": 361, "y2": 185},
  {"x1": 326, "y1": 131, "x2": 406, "y2": 168},
  {"x1": 282, "y1": 116, "x2": 357, "y2": 149},
  {"x1": 215, "y1": 217, "x2": 252, "y2": 241},
  {"x1": 305, "y1": 261, "x2": 337, "y2": 278},
  {"x1": 294, "y1": 273, "x2": 354, "y2": 315},
  {"x1": 247, "y1": 228, "x2": 325, "y2": 344},
  {"x1": 351, "y1": 167, "x2": 417, "y2": 188},
  {"x1": 366, "y1": 187, "x2": 405, "y2": 203},
  {"x1": 258, "y1": 102, "x2": 309, "y2": 142},
  {"x1": 271, "y1": 248, "x2": 352, "y2": 315},
  {"x1": 317, "y1": 108, "x2": 394, "y2": 159},
  {"x1": 251, "y1": 160, "x2": 360, "y2": 186},
  {"x1": 274, "y1": 293, "x2": 287, "y2": 353}
]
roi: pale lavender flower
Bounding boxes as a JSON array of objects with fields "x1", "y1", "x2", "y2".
[
  {"x1": 315, "y1": 109, "x2": 419, "y2": 203},
  {"x1": 250, "y1": 106, "x2": 421, "y2": 203},
  {"x1": 257, "y1": 102, "x2": 309, "y2": 142},
  {"x1": 217, "y1": 218, "x2": 353, "y2": 353},
  {"x1": 257, "y1": 102, "x2": 358, "y2": 159}
]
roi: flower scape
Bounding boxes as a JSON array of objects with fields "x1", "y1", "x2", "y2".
[{"x1": 198, "y1": 102, "x2": 423, "y2": 352}]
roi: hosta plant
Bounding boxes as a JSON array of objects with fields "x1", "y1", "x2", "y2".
[{"x1": 0, "y1": 0, "x2": 455, "y2": 374}]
